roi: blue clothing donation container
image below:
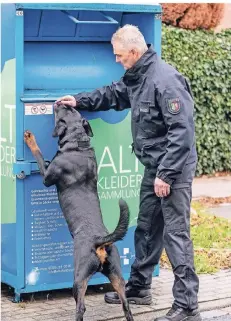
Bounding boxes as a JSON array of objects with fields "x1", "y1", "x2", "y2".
[{"x1": 1, "y1": 2, "x2": 162, "y2": 302}]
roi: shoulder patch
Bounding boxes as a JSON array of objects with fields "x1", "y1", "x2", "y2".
[{"x1": 166, "y1": 98, "x2": 181, "y2": 114}]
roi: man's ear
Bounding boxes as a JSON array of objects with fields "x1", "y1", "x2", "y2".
[
  {"x1": 52, "y1": 121, "x2": 67, "y2": 137},
  {"x1": 82, "y1": 119, "x2": 94, "y2": 137}
]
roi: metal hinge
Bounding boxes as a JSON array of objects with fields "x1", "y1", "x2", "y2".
[
  {"x1": 13, "y1": 162, "x2": 40, "y2": 179},
  {"x1": 16, "y1": 10, "x2": 23, "y2": 16},
  {"x1": 155, "y1": 13, "x2": 162, "y2": 20}
]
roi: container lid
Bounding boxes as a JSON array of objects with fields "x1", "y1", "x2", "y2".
[{"x1": 16, "y1": 2, "x2": 162, "y2": 13}]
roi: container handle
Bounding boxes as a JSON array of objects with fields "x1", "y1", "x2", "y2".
[{"x1": 61, "y1": 10, "x2": 118, "y2": 25}]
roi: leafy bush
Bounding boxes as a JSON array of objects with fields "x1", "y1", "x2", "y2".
[{"x1": 162, "y1": 26, "x2": 231, "y2": 175}]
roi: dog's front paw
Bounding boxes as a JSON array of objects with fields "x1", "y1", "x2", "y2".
[{"x1": 24, "y1": 130, "x2": 37, "y2": 150}]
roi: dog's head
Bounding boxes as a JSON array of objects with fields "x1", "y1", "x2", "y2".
[{"x1": 53, "y1": 103, "x2": 93, "y2": 141}]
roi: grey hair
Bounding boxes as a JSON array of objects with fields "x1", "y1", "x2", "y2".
[{"x1": 111, "y1": 24, "x2": 148, "y2": 54}]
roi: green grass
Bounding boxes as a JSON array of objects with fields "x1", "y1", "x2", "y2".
[
  {"x1": 191, "y1": 201, "x2": 231, "y2": 249},
  {"x1": 161, "y1": 201, "x2": 231, "y2": 274}
]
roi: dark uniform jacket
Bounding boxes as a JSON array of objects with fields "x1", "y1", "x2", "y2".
[{"x1": 74, "y1": 45, "x2": 197, "y2": 185}]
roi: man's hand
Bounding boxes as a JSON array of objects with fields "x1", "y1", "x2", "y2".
[
  {"x1": 154, "y1": 177, "x2": 170, "y2": 198},
  {"x1": 55, "y1": 95, "x2": 77, "y2": 107}
]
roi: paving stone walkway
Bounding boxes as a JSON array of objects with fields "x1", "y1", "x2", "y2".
[{"x1": 1, "y1": 269, "x2": 231, "y2": 321}]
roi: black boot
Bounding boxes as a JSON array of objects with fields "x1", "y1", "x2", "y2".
[
  {"x1": 154, "y1": 304, "x2": 202, "y2": 321},
  {"x1": 104, "y1": 285, "x2": 152, "y2": 305}
]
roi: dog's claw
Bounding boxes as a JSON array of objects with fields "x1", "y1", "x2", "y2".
[
  {"x1": 24, "y1": 130, "x2": 30, "y2": 142},
  {"x1": 24, "y1": 130, "x2": 37, "y2": 149}
]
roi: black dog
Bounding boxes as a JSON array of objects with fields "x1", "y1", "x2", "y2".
[{"x1": 24, "y1": 104, "x2": 134, "y2": 321}]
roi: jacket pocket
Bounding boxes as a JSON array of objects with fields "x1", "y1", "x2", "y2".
[
  {"x1": 138, "y1": 104, "x2": 156, "y2": 138},
  {"x1": 141, "y1": 139, "x2": 167, "y2": 167}
]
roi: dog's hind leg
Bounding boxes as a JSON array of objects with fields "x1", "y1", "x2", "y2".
[
  {"x1": 73, "y1": 244, "x2": 101, "y2": 321},
  {"x1": 102, "y1": 246, "x2": 134, "y2": 321},
  {"x1": 73, "y1": 278, "x2": 88, "y2": 321},
  {"x1": 107, "y1": 272, "x2": 134, "y2": 321}
]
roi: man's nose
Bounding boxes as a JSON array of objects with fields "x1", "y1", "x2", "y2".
[{"x1": 116, "y1": 56, "x2": 120, "y2": 63}]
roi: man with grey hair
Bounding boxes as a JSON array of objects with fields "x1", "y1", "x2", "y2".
[{"x1": 56, "y1": 25, "x2": 201, "y2": 321}]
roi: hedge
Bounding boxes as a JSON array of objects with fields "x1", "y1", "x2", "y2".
[{"x1": 161, "y1": 25, "x2": 231, "y2": 175}]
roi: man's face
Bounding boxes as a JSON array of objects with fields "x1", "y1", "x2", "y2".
[{"x1": 113, "y1": 42, "x2": 140, "y2": 70}]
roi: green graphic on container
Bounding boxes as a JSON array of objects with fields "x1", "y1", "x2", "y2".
[
  {"x1": 90, "y1": 113, "x2": 144, "y2": 231},
  {"x1": 0, "y1": 58, "x2": 16, "y2": 224}
]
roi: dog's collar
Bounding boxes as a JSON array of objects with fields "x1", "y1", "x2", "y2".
[
  {"x1": 58, "y1": 140, "x2": 91, "y2": 152},
  {"x1": 76, "y1": 140, "x2": 91, "y2": 148},
  {"x1": 59, "y1": 130, "x2": 90, "y2": 148}
]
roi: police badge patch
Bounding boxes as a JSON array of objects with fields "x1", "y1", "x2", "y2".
[{"x1": 167, "y1": 98, "x2": 181, "y2": 114}]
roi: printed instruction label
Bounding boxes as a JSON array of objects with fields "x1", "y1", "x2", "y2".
[
  {"x1": 25, "y1": 103, "x2": 53, "y2": 115},
  {"x1": 25, "y1": 184, "x2": 74, "y2": 281}
]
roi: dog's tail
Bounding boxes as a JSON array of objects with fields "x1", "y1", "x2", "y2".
[{"x1": 94, "y1": 199, "x2": 130, "y2": 248}]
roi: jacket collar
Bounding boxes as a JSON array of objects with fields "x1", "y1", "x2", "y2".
[{"x1": 123, "y1": 44, "x2": 157, "y2": 81}]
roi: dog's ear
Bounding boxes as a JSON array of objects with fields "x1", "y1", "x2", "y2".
[
  {"x1": 52, "y1": 120, "x2": 67, "y2": 137},
  {"x1": 82, "y1": 119, "x2": 94, "y2": 137}
]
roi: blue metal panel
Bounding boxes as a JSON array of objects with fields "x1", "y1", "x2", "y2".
[
  {"x1": 154, "y1": 13, "x2": 162, "y2": 56},
  {"x1": 23, "y1": 9, "x2": 161, "y2": 42},
  {"x1": 24, "y1": 174, "x2": 74, "y2": 288},
  {"x1": 23, "y1": 9, "x2": 41, "y2": 37},
  {"x1": 39, "y1": 10, "x2": 78, "y2": 38},
  {"x1": 15, "y1": 10, "x2": 24, "y2": 161},
  {"x1": 16, "y1": 179, "x2": 25, "y2": 289},
  {"x1": 24, "y1": 112, "x2": 58, "y2": 162},
  {"x1": 24, "y1": 43, "x2": 124, "y2": 91},
  {"x1": 1, "y1": 271, "x2": 18, "y2": 289},
  {"x1": 17, "y1": 3, "x2": 162, "y2": 13},
  {"x1": 15, "y1": 8, "x2": 26, "y2": 291},
  {"x1": 77, "y1": 11, "x2": 119, "y2": 39},
  {"x1": 1, "y1": 224, "x2": 17, "y2": 276},
  {"x1": 24, "y1": 8, "x2": 123, "y2": 40}
]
